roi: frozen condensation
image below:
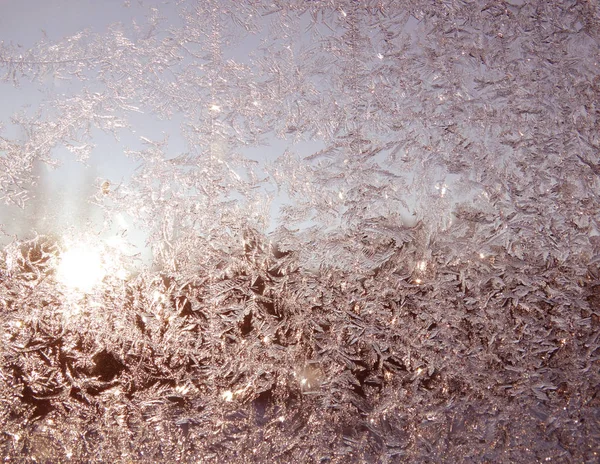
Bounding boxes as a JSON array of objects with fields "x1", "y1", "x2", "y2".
[{"x1": 1, "y1": 0, "x2": 599, "y2": 462}]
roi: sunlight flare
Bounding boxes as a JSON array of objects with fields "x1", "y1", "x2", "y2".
[{"x1": 56, "y1": 244, "x2": 106, "y2": 293}]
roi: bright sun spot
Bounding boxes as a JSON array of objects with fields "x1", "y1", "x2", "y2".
[{"x1": 56, "y1": 245, "x2": 106, "y2": 293}]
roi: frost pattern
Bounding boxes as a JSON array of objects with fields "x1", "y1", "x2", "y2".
[{"x1": 1, "y1": 1, "x2": 600, "y2": 462}]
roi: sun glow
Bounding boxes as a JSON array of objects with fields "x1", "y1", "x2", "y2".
[
  {"x1": 54, "y1": 232, "x2": 133, "y2": 296},
  {"x1": 56, "y1": 245, "x2": 106, "y2": 293}
]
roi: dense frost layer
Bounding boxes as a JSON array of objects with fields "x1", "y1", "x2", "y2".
[{"x1": 1, "y1": 0, "x2": 599, "y2": 462}]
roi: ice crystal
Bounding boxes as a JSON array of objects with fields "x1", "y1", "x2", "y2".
[{"x1": 1, "y1": 0, "x2": 599, "y2": 462}]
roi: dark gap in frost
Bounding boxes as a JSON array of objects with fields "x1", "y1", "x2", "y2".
[
  {"x1": 240, "y1": 311, "x2": 253, "y2": 336},
  {"x1": 90, "y1": 350, "x2": 125, "y2": 382}
]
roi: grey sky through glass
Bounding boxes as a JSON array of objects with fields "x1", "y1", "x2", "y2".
[
  {"x1": 1, "y1": 1, "x2": 145, "y2": 246},
  {"x1": 0, "y1": 0, "x2": 338, "y2": 262},
  {"x1": 0, "y1": 1, "x2": 198, "y2": 264}
]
